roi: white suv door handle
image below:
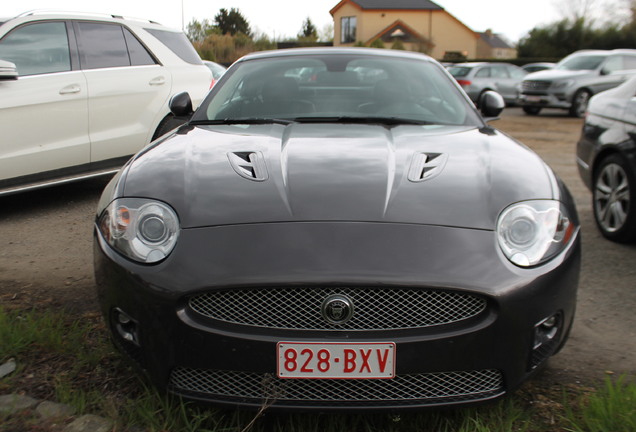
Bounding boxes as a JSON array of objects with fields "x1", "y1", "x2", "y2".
[
  {"x1": 59, "y1": 84, "x2": 81, "y2": 95},
  {"x1": 149, "y1": 76, "x2": 166, "y2": 86}
]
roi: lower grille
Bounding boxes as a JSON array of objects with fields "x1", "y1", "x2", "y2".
[{"x1": 169, "y1": 368, "x2": 504, "y2": 407}]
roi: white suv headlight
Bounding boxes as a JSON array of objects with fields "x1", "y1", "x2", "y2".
[
  {"x1": 552, "y1": 79, "x2": 574, "y2": 89},
  {"x1": 98, "y1": 198, "x2": 179, "y2": 264},
  {"x1": 497, "y1": 200, "x2": 576, "y2": 267}
]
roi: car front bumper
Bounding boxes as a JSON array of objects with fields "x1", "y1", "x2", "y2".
[
  {"x1": 518, "y1": 93, "x2": 572, "y2": 109},
  {"x1": 94, "y1": 221, "x2": 580, "y2": 410}
]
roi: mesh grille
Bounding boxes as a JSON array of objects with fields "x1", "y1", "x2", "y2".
[
  {"x1": 188, "y1": 287, "x2": 487, "y2": 331},
  {"x1": 521, "y1": 80, "x2": 552, "y2": 93},
  {"x1": 169, "y1": 368, "x2": 504, "y2": 406}
]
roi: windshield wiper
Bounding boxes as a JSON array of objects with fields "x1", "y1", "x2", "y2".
[
  {"x1": 292, "y1": 116, "x2": 433, "y2": 126},
  {"x1": 191, "y1": 118, "x2": 296, "y2": 126}
]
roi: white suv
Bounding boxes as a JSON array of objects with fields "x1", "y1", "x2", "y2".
[{"x1": 0, "y1": 11, "x2": 212, "y2": 195}]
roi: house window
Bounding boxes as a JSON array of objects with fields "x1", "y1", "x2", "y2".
[{"x1": 341, "y1": 16, "x2": 357, "y2": 43}]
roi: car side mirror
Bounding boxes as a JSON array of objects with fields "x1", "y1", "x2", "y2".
[
  {"x1": 0, "y1": 60, "x2": 18, "y2": 81},
  {"x1": 480, "y1": 90, "x2": 505, "y2": 118},
  {"x1": 169, "y1": 92, "x2": 193, "y2": 117}
]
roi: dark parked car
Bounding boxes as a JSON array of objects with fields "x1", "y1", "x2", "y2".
[
  {"x1": 577, "y1": 76, "x2": 636, "y2": 242},
  {"x1": 447, "y1": 62, "x2": 527, "y2": 106},
  {"x1": 94, "y1": 48, "x2": 580, "y2": 410}
]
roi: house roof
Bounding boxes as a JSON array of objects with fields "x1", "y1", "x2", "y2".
[
  {"x1": 478, "y1": 31, "x2": 514, "y2": 49},
  {"x1": 330, "y1": 0, "x2": 480, "y2": 41},
  {"x1": 350, "y1": 0, "x2": 443, "y2": 9},
  {"x1": 330, "y1": 0, "x2": 444, "y2": 15}
]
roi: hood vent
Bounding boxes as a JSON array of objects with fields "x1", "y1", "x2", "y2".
[
  {"x1": 408, "y1": 153, "x2": 448, "y2": 182},
  {"x1": 228, "y1": 152, "x2": 268, "y2": 181}
]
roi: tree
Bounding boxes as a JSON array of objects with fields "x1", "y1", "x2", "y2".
[
  {"x1": 214, "y1": 8, "x2": 251, "y2": 37},
  {"x1": 298, "y1": 17, "x2": 318, "y2": 41},
  {"x1": 553, "y1": 0, "x2": 599, "y2": 22},
  {"x1": 518, "y1": 18, "x2": 594, "y2": 58},
  {"x1": 517, "y1": 14, "x2": 636, "y2": 58},
  {"x1": 185, "y1": 18, "x2": 217, "y2": 43},
  {"x1": 319, "y1": 23, "x2": 334, "y2": 42}
]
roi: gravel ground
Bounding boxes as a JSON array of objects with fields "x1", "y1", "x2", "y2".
[{"x1": 0, "y1": 107, "x2": 635, "y2": 388}]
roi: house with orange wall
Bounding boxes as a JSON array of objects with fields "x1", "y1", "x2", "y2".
[
  {"x1": 330, "y1": 0, "x2": 480, "y2": 60},
  {"x1": 477, "y1": 30, "x2": 518, "y2": 59}
]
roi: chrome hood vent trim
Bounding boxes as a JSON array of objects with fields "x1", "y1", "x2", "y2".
[
  {"x1": 228, "y1": 151, "x2": 268, "y2": 181},
  {"x1": 408, "y1": 153, "x2": 448, "y2": 182}
]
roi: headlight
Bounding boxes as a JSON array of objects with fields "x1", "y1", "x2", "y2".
[
  {"x1": 497, "y1": 200, "x2": 576, "y2": 267},
  {"x1": 552, "y1": 80, "x2": 574, "y2": 89},
  {"x1": 97, "y1": 198, "x2": 179, "y2": 264}
]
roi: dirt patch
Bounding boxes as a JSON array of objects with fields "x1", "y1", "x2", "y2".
[
  {"x1": 1, "y1": 108, "x2": 635, "y2": 391},
  {"x1": 0, "y1": 178, "x2": 108, "y2": 313}
]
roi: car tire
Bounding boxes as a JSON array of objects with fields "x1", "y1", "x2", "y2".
[
  {"x1": 593, "y1": 154, "x2": 636, "y2": 243},
  {"x1": 522, "y1": 106, "x2": 542, "y2": 115},
  {"x1": 152, "y1": 115, "x2": 187, "y2": 141},
  {"x1": 569, "y1": 89, "x2": 591, "y2": 118}
]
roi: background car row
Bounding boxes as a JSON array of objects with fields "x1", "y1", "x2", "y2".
[
  {"x1": 446, "y1": 49, "x2": 636, "y2": 120},
  {"x1": 447, "y1": 62, "x2": 528, "y2": 106},
  {"x1": 519, "y1": 49, "x2": 636, "y2": 117}
]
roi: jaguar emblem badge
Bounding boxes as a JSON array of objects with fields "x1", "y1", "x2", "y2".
[{"x1": 321, "y1": 294, "x2": 354, "y2": 324}]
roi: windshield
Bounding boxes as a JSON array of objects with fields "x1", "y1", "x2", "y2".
[
  {"x1": 144, "y1": 28, "x2": 203, "y2": 65},
  {"x1": 193, "y1": 53, "x2": 480, "y2": 127},
  {"x1": 556, "y1": 54, "x2": 605, "y2": 71},
  {"x1": 447, "y1": 66, "x2": 471, "y2": 78}
]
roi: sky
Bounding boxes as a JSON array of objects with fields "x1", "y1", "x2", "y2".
[{"x1": 2, "y1": 0, "x2": 566, "y2": 43}]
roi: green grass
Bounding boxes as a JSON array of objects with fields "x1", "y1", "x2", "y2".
[
  {"x1": 565, "y1": 376, "x2": 636, "y2": 432},
  {"x1": 2, "y1": 305, "x2": 636, "y2": 432},
  {"x1": 0, "y1": 306, "x2": 109, "y2": 364},
  {"x1": 113, "y1": 396, "x2": 533, "y2": 432}
]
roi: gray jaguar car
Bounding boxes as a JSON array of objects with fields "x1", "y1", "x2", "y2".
[{"x1": 94, "y1": 48, "x2": 580, "y2": 410}]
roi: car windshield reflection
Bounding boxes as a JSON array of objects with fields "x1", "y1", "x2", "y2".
[{"x1": 193, "y1": 53, "x2": 481, "y2": 127}]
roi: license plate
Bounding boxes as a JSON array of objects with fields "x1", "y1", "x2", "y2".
[
  {"x1": 526, "y1": 95, "x2": 542, "y2": 102},
  {"x1": 277, "y1": 342, "x2": 396, "y2": 379}
]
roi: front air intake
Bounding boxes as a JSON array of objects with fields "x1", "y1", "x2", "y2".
[
  {"x1": 408, "y1": 153, "x2": 448, "y2": 182},
  {"x1": 228, "y1": 151, "x2": 268, "y2": 181}
]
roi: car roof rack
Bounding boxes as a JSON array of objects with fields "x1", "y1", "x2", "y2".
[{"x1": 14, "y1": 10, "x2": 162, "y2": 25}]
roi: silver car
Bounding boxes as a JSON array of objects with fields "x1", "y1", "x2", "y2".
[
  {"x1": 447, "y1": 62, "x2": 527, "y2": 106},
  {"x1": 519, "y1": 49, "x2": 636, "y2": 117}
]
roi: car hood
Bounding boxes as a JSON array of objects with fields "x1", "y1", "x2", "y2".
[
  {"x1": 588, "y1": 75, "x2": 636, "y2": 121},
  {"x1": 121, "y1": 123, "x2": 558, "y2": 230},
  {"x1": 524, "y1": 69, "x2": 592, "y2": 81}
]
